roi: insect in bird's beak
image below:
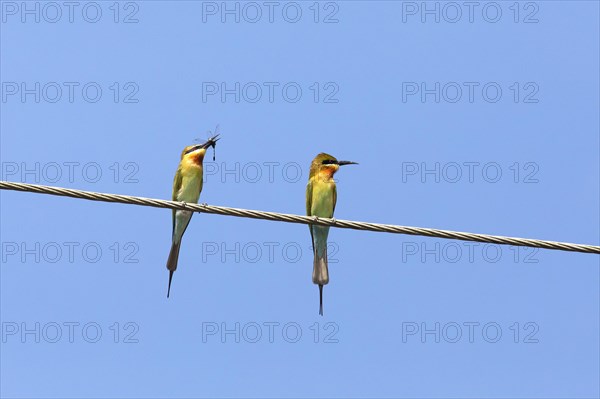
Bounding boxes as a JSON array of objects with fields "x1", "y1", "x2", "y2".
[
  {"x1": 201, "y1": 134, "x2": 220, "y2": 149},
  {"x1": 200, "y1": 133, "x2": 220, "y2": 161},
  {"x1": 337, "y1": 160, "x2": 358, "y2": 166}
]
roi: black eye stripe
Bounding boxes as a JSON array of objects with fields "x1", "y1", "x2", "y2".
[
  {"x1": 322, "y1": 159, "x2": 337, "y2": 165},
  {"x1": 185, "y1": 146, "x2": 201, "y2": 154}
]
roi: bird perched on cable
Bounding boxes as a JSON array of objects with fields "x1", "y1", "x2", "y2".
[
  {"x1": 306, "y1": 153, "x2": 357, "y2": 315},
  {"x1": 166, "y1": 133, "x2": 220, "y2": 298}
]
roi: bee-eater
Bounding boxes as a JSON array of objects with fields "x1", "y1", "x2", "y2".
[
  {"x1": 306, "y1": 153, "x2": 357, "y2": 315},
  {"x1": 166, "y1": 134, "x2": 220, "y2": 298}
]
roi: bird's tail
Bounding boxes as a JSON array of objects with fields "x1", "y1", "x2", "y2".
[
  {"x1": 166, "y1": 241, "x2": 182, "y2": 298},
  {"x1": 319, "y1": 285, "x2": 324, "y2": 316},
  {"x1": 312, "y1": 250, "x2": 329, "y2": 316}
]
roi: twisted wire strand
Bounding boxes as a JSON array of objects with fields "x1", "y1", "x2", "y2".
[{"x1": 1, "y1": 180, "x2": 598, "y2": 254}]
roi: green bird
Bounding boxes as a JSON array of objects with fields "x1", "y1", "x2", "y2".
[
  {"x1": 306, "y1": 153, "x2": 357, "y2": 315},
  {"x1": 166, "y1": 134, "x2": 220, "y2": 298}
]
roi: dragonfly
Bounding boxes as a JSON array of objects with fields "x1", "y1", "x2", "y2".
[{"x1": 194, "y1": 124, "x2": 220, "y2": 161}]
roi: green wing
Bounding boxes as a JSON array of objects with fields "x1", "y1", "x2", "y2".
[
  {"x1": 306, "y1": 180, "x2": 316, "y2": 255},
  {"x1": 306, "y1": 180, "x2": 313, "y2": 216},
  {"x1": 172, "y1": 167, "x2": 183, "y2": 237},
  {"x1": 332, "y1": 184, "x2": 337, "y2": 216}
]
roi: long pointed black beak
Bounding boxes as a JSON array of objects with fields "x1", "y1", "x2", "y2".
[
  {"x1": 201, "y1": 134, "x2": 220, "y2": 149},
  {"x1": 337, "y1": 160, "x2": 358, "y2": 166}
]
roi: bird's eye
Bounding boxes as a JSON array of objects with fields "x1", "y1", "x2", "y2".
[{"x1": 322, "y1": 160, "x2": 336, "y2": 165}]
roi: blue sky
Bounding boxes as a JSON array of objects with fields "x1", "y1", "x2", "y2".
[{"x1": 1, "y1": 1, "x2": 599, "y2": 398}]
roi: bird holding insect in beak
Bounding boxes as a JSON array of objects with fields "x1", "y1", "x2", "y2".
[
  {"x1": 306, "y1": 153, "x2": 357, "y2": 315},
  {"x1": 166, "y1": 132, "x2": 220, "y2": 298}
]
